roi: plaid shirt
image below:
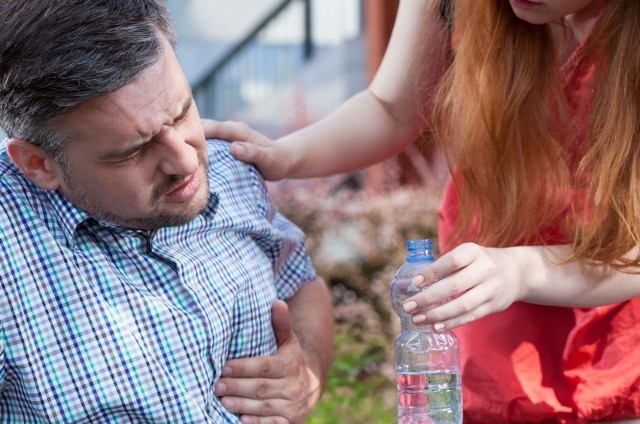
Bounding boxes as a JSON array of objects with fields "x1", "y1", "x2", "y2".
[{"x1": 0, "y1": 139, "x2": 316, "y2": 423}]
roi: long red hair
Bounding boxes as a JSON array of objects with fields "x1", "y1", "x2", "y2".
[{"x1": 432, "y1": 0, "x2": 640, "y2": 269}]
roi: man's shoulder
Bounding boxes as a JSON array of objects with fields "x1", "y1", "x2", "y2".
[
  {"x1": 0, "y1": 147, "x2": 17, "y2": 178},
  {"x1": 0, "y1": 150, "x2": 54, "y2": 231},
  {"x1": 205, "y1": 139, "x2": 263, "y2": 187},
  {"x1": 204, "y1": 138, "x2": 274, "y2": 221},
  {"x1": 0, "y1": 150, "x2": 32, "y2": 200},
  {"x1": 206, "y1": 138, "x2": 242, "y2": 163},
  {"x1": 0, "y1": 150, "x2": 40, "y2": 194}
]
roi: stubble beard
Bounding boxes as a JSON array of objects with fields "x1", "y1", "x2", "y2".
[{"x1": 59, "y1": 152, "x2": 210, "y2": 230}]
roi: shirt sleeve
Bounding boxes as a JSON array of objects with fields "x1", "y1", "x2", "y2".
[
  {"x1": 0, "y1": 321, "x2": 5, "y2": 393},
  {"x1": 249, "y1": 167, "x2": 317, "y2": 300},
  {"x1": 206, "y1": 139, "x2": 317, "y2": 300}
]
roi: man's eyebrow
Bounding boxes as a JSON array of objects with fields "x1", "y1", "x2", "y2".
[
  {"x1": 174, "y1": 95, "x2": 193, "y2": 123},
  {"x1": 99, "y1": 140, "x2": 151, "y2": 161}
]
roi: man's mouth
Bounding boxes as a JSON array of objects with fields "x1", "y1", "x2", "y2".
[{"x1": 163, "y1": 172, "x2": 200, "y2": 200}]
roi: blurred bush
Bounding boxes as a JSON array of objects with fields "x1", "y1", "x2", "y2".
[{"x1": 269, "y1": 173, "x2": 443, "y2": 423}]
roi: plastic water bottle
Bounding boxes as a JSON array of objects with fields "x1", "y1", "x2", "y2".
[{"x1": 391, "y1": 239, "x2": 462, "y2": 424}]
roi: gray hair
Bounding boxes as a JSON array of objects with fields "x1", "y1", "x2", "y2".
[{"x1": 0, "y1": 0, "x2": 176, "y2": 157}]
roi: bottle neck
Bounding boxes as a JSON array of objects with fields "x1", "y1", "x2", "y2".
[
  {"x1": 406, "y1": 239, "x2": 434, "y2": 263},
  {"x1": 406, "y1": 252, "x2": 434, "y2": 263}
]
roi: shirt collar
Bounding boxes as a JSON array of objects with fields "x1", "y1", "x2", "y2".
[
  {"x1": 46, "y1": 186, "x2": 220, "y2": 249},
  {"x1": 44, "y1": 189, "x2": 92, "y2": 249}
]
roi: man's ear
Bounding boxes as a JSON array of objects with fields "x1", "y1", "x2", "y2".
[{"x1": 6, "y1": 139, "x2": 61, "y2": 190}]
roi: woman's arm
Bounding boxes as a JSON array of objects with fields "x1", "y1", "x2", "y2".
[
  {"x1": 404, "y1": 243, "x2": 640, "y2": 330},
  {"x1": 204, "y1": 0, "x2": 449, "y2": 180}
]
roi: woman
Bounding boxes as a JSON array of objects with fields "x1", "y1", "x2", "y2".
[{"x1": 205, "y1": 0, "x2": 640, "y2": 421}]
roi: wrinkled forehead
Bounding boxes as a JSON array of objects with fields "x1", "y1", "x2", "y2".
[{"x1": 54, "y1": 39, "x2": 193, "y2": 155}]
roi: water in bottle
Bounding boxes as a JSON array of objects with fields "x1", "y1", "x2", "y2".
[{"x1": 391, "y1": 239, "x2": 462, "y2": 424}]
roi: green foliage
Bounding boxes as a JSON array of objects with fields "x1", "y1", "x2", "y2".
[
  {"x1": 269, "y1": 177, "x2": 443, "y2": 423},
  {"x1": 306, "y1": 325, "x2": 396, "y2": 424}
]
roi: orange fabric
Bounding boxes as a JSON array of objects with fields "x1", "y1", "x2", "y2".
[{"x1": 437, "y1": 35, "x2": 640, "y2": 423}]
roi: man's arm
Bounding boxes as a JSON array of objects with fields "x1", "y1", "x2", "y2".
[
  {"x1": 285, "y1": 276, "x2": 334, "y2": 404},
  {"x1": 215, "y1": 276, "x2": 334, "y2": 424}
]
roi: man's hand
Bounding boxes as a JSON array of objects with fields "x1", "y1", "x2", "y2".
[{"x1": 215, "y1": 300, "x2": 321, "y2": 424}]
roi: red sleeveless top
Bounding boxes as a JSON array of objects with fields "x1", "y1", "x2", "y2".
[{"x1": 437, "y1": 39, "x2": 640, "y2": 423}]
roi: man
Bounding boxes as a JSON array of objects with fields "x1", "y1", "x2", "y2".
[{"x1": 0, "y1": 1, "x2": 333, "y2": 423}]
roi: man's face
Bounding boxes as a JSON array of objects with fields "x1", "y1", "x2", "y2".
[{"x1": 53, "y1": 37, "x2": 210, "y2": 230}]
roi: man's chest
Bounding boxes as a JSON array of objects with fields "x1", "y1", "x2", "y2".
[{"x1": 1, "y1": 227, "x2": 278, "y2": 422}]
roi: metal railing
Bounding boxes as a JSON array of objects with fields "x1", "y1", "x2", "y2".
[{"x1": 191, "y1": 0, "x2": 313, "y2": 121}]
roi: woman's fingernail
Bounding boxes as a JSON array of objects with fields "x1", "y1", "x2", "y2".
[
  {"x1": 404, "y1": 301, "x2": 418, "y2": 312},
  {"x1": 411, "y1": 275, "x2": 425, "y2": 286},
  {"x1": 412, "y1": 314, "x2": 427, "y2": 324},
  {"x1": 221, "y1": 366, "x2": 232, "y2": 376},
  {"x1": 433, "y1": 323, "x2": 445, "y2": 332}
]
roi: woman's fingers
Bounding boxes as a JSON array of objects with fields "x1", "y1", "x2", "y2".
[{"x1": 405, "y1": 243, "x2": 519, "y2": 330}]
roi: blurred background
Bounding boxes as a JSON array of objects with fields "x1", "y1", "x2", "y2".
[{"x1": 170, "y1": 0, "x2": 365, "y2": 137}]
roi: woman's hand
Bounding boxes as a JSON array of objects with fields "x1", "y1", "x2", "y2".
[
  {"x1": 403, "y1": 243, "x2": 529, "y2": 330},
  {"x1": 405, "y1": 242, "x2": 640, "y2": 331},
  {"x1": 202, "y1": 119, "x2": 292, "y2": 181}
]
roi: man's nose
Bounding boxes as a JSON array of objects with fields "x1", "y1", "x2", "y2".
[{"x1": 157, "y1": 128, "x2": 199, "y2": 176}]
